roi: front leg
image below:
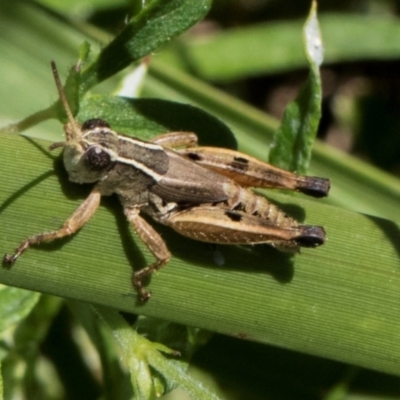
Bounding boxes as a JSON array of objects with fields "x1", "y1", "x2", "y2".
[
  {"x1": 124, "y1": 207, "x2": 171, "y2": 302},
  {"x1": 3, "y1": 187, "x2": 102, "y2": 265}
]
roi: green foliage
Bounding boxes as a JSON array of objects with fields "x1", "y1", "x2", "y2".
[
  {"x1": 269, "y1": 1, "x2": 323, "y2": 173},
  {"x1": 0, "y1": 287, "x2": 40, "y2": 333},
  {"x1": 78, "y1": 96, "x2": 236, "y2": 148},
  {"x1": 161, "y1": 12, "x2": 400, "y2": 81},
  {"x1": 1, "y1": 0, "x2": 400, "y2": 399},
  {"x1": 79, "y1": 0, "x2": 212, "y2": 94}
]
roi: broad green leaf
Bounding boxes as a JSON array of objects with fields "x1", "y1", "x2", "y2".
[
  {"x1": 80, "y1": 0, "x2": 213, "y2": 93},
  {"x1": 269, "y1": 1, "x2": 323, "y2": 173},
  {"x1": 78, "y1": 96, "x2": 237, "y2": 148}
]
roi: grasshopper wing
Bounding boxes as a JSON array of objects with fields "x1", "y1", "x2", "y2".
[
  {"x1": 180, "y1": 147, "x2": 330, "y2": 198},
  {"x1": 150, "y1": 150, "x2": 233, "y2": 203}
]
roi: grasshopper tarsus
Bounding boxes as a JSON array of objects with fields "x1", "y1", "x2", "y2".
[
  {"x1": 132, "y1": 273, "x2": 152, "y2": 302},
  {"x1": 3, "y1": 253, "x2": 17, "y2": 266},
  {"x1": 3, "y1": 239, "x2": 31, "y2": 266},
  {"x1": 132, "y1": 259, "x2": 170, "y2": 302}
]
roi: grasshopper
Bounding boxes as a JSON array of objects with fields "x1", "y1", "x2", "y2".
[{"x1": 3, "y1": 62, "x2": 330, "y2": 302}]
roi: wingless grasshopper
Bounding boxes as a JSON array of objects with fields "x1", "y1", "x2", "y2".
[{"x1": 3, "y1": 62, "x2": 330, "y2": 301}]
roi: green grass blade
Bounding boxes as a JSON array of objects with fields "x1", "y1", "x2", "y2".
[
  {"x1": 163, "y1": 13, "x2": 400, "y2": 81},
  {"x1": 1, "y1": 134, "x2": 400, "y2": 376}
]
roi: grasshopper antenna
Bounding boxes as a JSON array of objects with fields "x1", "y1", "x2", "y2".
[{"x1": 50, "y1": 61, "x2": 81, "y2": 149}]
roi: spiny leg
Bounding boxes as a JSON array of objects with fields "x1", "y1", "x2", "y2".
[
  {"x1": 124, "y1": 207, "x2": 171, "y2": 302},
  {"x1": 150, "y1": 132, "x2": 198, "y2": 149},
  {"x1": 3, "y1": 187, "x2": 102, "y2": 265}
]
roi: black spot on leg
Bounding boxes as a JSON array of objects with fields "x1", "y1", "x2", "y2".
[
  {"x1": 233, "y1": 156, "x2": 249, "y2": 164},
  {"x1": 186, "y1": 152, "x2": 203, "y2": 161},
  {"x1": 230, "y1": 156, "x2": 249, "y2": 171},
  {"x1": 225, "y1": 210, "x2": 243, "y2": 222}
]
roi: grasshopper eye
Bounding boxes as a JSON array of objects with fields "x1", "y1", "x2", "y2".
[
  {"x1": 83, "y1": 145, "x2": 112, "y2": 171},
  {"x1": 81, "y1": 119, "x2": 111, "y2": 131}
]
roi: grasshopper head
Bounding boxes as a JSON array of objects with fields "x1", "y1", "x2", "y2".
[{"x1": 50, "y1": 62, "x2": 118, "y2": 184}]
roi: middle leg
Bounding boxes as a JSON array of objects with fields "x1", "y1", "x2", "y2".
[{"x1": 124, "y1": 207, "x2": 171, "y2": 301}]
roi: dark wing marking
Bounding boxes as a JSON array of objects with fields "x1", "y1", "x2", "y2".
[{"x1": 150, "y1": 150, "x2": 231, "y2": 203}]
